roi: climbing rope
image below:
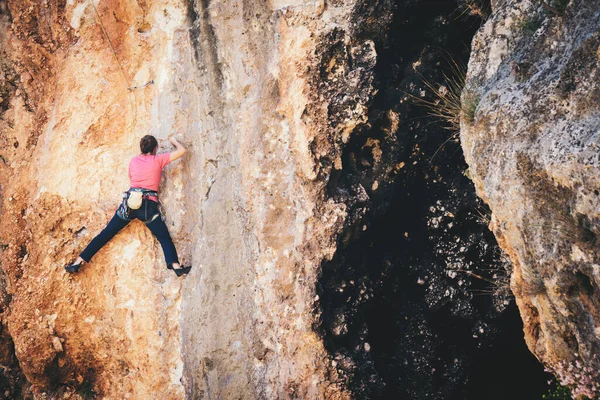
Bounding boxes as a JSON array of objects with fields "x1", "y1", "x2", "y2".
[
  {"x1": 87, "y1": 0, "x2": 150, "y2": 135},
  {"x1": 88, "y1": 0, "x2": 132, "y2": 91}
]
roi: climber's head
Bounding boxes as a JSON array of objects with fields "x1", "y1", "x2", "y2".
[{"x1": 140, "y1": 135, "x2": 158, "y2": 155}]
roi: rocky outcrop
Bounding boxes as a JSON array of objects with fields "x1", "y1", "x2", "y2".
[
  {"x1": 461, "y1": 0, "x2": 600, "y2": 397},
  {"x1": 7, "y1": 0, "x2": 599, "y2": 396},
  {"x1": 180, "y1": 0, "x2": 391, "y2": 398},
  {"x1": 0, "y1": 0, "x2": 391, "y2": 397}
]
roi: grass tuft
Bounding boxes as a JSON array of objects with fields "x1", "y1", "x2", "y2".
[
  {"x1": 455, "y1": 0, "x2": 492, "y2": 21},
  {"x1": 550, "y1": 211, "x2": 597, "y2": 246},
  {"x1": 410, "y1": 57, "x2": 480, "y2": 132}
]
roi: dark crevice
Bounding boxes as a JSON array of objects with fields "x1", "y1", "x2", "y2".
[
  {"x1": 186, "y1": 0, "x2": 225, "y2": 112},
  {"x1": 185, "y1": 0, "x2": 202, "y2": 62},
  {"x1": 317, "y1": 0, "x2": 552, "y2": 398}
]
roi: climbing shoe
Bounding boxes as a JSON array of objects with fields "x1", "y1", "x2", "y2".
[
  {"x1": 64, "y1": 261, "x2": 83, "y2": 273},
  {"x1": 168, "y1": 264, "x2": 192, "y2": 277}
]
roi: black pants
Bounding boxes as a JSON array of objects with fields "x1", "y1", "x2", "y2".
[{"x1": 79, "y1": 200, "x2": 179, "y2": 267}]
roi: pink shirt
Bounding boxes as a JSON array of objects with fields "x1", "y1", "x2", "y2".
[{"x1": 128, "y1": 153, "x2": 171, "y2": 192}]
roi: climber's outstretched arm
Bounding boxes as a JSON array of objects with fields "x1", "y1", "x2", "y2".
[{"x1": 169, "y1": 136, "x2": 188, "y2": 162}]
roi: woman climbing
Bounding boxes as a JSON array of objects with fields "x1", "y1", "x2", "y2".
[{"x1": 65, "y1": 135, "x2": 192, "y2": 276}]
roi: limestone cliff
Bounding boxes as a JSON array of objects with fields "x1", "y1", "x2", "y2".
[
  {"x1": 4, "y1": 0, "x2": 599, "y2": 397},
  {"x1": 461, "y1": 0, "x2": 600, "y2": 397},
  {"x1": 0, "y1": 0, "x2": 391, "y2": 397}
]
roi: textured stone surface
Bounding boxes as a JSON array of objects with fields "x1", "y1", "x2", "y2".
[
  {"x1": 461, "y1": 0, "x2": 600, "y2": 396},
  {"x1": 180, "y1": 1, "x2": 390, "y2": 398},
  {"x1": 0, "y1": 0, "x2": 192, "y2": 397},
  {"x1": 0, "y1": 0, "x2": 390, "y2": 397},
  {"x1": 10, "y1": 0, "x2": 599, "y2": 397}
]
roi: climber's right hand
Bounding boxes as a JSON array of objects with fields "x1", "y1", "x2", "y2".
[
  {"x1": 169, "y1": 136, "x2": 187, "y2": 162},
  {"x1": 168, "y1": 136, "x2": 179, "y2": 146}
]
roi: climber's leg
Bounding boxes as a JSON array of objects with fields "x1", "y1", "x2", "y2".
[
  {"x1": 79, "y1": 212, "x2": 131, "y2": 263},
  {"x1": 145, "y1": 215, "x2": 180, "y2": 268},
  {"x1": 140, "y1": 200, "x2": 191, "y2": 276}
]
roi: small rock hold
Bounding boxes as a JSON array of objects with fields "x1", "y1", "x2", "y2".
[
  {"x1": 137, "y1": 22, "x2": 152, "y2": 33},
  {"x1": 52, "y1": 336, "x2": 63, "y2": 352}
]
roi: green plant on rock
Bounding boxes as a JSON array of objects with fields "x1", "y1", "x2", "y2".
[
  {"x1": 542, "y1": 381, "x2": 573, "y2": 400},
  {"x1": 517, "y1": 16, "x2": 543, "y2": 33}
]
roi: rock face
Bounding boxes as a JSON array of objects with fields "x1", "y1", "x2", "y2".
[
  {"x1": 3, "y1": 0, "x2": 597, "y2": 397},
  {"x1": 0, "y1": 0, "x2": 391, "y2": 397},
  {"x1": 461, "y1": 0, "x2": 600, "y2": 397},
  {"x1": 179, "y1": 0, "x2": 391, "y2": 398}
]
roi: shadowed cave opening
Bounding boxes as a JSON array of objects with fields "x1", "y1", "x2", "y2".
[{"x1": 316, "y1": 1, "x2": 553, "y2": 399}]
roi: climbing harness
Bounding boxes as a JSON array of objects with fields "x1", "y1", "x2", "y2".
[{"x1": 117, "y1": 188, "x2": 160, "y2": 221}]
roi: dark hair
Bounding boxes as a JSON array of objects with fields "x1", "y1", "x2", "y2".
[{"x1": 140, "y1": 135, "x2": 158, "y2": 154}]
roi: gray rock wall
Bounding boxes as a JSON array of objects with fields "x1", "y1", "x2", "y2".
[{"x1": 461, "y1": 0, "x2": 600, "y2": 396}]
